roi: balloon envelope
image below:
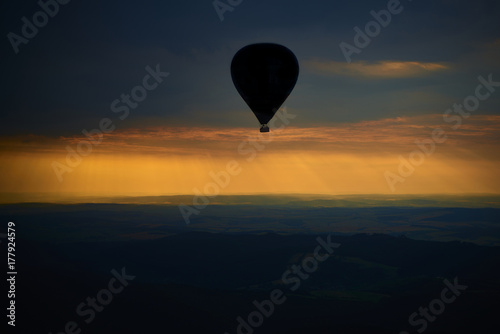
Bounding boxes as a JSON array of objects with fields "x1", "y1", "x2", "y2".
[{"x1": 231, "y1": 43, "x2": 299, "y2": 130}]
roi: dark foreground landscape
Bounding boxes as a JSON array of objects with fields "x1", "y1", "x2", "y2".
[{"x1": 1, "y1": 198, "x2": 500, "y2": 333}]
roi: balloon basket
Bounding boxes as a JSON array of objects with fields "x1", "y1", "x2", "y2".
[{"x1": 260, "y1": 125, "x2": 270, "y2": 133}]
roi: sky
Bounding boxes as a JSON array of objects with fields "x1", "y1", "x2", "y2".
[{"x1": 1, "y1": 0, "x2": 499, "y2": 200}]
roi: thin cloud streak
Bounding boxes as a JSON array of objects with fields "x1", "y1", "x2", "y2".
[
  {"x1": 1, "y1": 115, "x2": 499, "y2": 156},
  {"x1": 305, "y1": 60, "x2": 449, "y2": 78}
]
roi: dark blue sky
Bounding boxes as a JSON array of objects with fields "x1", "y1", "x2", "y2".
[{"x1": 1, "y1": 0, "x2": 499, "y2": 136}]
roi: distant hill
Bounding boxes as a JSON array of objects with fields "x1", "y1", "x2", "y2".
[{"x1": 2, "y1": 202, "x2": 500, "y2": 245}]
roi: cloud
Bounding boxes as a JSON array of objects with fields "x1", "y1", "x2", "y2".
[
  {"x1": 2, "y1": 114, "x2": 499, "y2": 158},
  {"x1": 305, "y1": 60, "x2": 450, "y2": 78}
]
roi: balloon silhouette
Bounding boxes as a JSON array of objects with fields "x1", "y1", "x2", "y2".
[{"x1": 231, "y1": 43, "x2": 299, "y2": 132}]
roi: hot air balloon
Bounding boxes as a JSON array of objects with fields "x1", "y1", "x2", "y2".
[{"x1": 231, "y1": 43, "x2": 299, "y2": 132}]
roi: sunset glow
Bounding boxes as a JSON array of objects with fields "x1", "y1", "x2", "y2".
[{"x1": 2, "y1": 114, "x2": 499, "y2": 201}]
